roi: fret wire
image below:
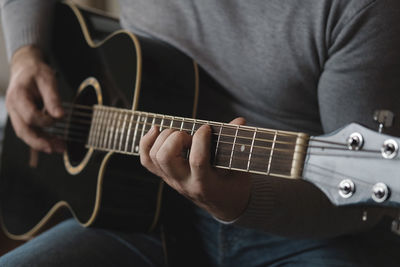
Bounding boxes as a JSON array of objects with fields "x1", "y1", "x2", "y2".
[
  {"x1": 95, "y1": 108, "x2": 105, "y2": 148},
  {"x1": 213, "y1": 124, "x2": 224, "y2": 166},
  {"x1": 128, "y1": 119, "x2": 305, "y2": 149},
  {"x1": 87, "y1": 109, "x2": 96, "y2": 146},
  {"x1": 186, "y1": 119, "x2": 197, "y2": 159},
  {"x1": 190, "y1": 119, "x2": 197, "y2": 136},
  {"x1": 112, "y1": 111, "x2": 122, "y2": 150},
  {"x1": 91, "y1": 107, "x2": 308, "y2": 150},
  {"x1": 81, "y1": 105, "x2": 303, "y2": 139},
  {"x1": 97, "y1": 107, "x2": 302, "y2": 143},
  {"x1": 86, "y1": 109, "x2": 92, "y2": 145},
  {"x1": 247, "y1": 128, "x2": 257, "y2": 171},
  {"x1": 132, "y1": 112, "x2": 141, "y2": 153},
  {"x1": 125, "y1": 112, "x2": 135, "y2": 152},
  {"x1": 93, "y1": 108, "x2": 102, "y2": 148},
  {"x1": 141, "y1": 113, "x2": 148, "y2": 140},
  {"x1": 101, "y1": 110, "x2": 111, "y2": 148},
  {"x1": 80, "y1": 109, "x2": 309, "y2": 177},
  {"x1": 100, "y1": 109, "x2": 111, "y2": 148},
  {"x1": 151, "y1": 115, "x2": 156, "y2": 129},
  {"x1": 108, "y1": 110, "x2": 119, "y2": 150},
  {"x1": 80, "y1": 130, "x2": 296, "y2": 156},
  {"x1": 266, "y1": 130, "x2": 278, "y2": 175},
  {"x1": 216, "y1": 140, "x2": 298, "y2": 154},
  {"x1": 132, "y1": 120, "x2": 302, "y2": 147},
  {"x1": 229, "y1": 125, "x2": 239, "y2": 169},
  {"x1": 116, "y1": 111, "x2": 124, "y2": 150},
  {"x1": 119, "y1": 112, "x2": 128, "y2": 151},
  {"x1": 160, "y1": 115, "x2": 165, "y2": 131},
  {"x1": 107, "y1": 110, "x2": 117, "y2": 150},
  {"x1": 89, "y1": 109, "x2": 97, "y2": 146},
  {"x1": 169, "y1": 117, "x2": 174, "y2": 129},
  {"x1": 92, "y1": 112, "x2": 304, "y2": 153},
  {"x1": 104, "y1": 109, "x2": 114, "y2": 149}
]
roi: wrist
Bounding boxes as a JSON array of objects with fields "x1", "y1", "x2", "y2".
[{"x1": 11, "y1": 45, "x2": 44, "y2": 67}]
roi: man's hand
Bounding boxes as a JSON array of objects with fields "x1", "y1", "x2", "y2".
[
  {"x1": 5, "y1": 45, "x2": 64, "y2": 154},
  {"x1": 139, "y1": 117, "x2": 252, "y2": 221}
]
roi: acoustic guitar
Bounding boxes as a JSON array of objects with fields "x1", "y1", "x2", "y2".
[{"x1": 1, "y1": 1, "x2": 400, "y2": 241}]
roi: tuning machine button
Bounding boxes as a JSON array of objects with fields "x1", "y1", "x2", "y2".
[
  {"x1": 347, "y1": 133, "x2": 364, "y2": 151},
  {"x1": 381, "y1": 139, "x2": 398, "y2": 159},
  {"x1": 372, "y1": 183, "x2": 390, "y2": 203},
  {"x1": 339, "y1": 179, "x2": 355, "y2": 198}
]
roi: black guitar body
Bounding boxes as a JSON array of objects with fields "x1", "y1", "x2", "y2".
[{"x1": 0, "y1": 2, "x2": 199, "y2": 239}]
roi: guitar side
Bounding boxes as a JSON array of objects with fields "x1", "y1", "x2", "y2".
[{"x1": 0, "y1": 1, "x2": 198, "y2": 239}]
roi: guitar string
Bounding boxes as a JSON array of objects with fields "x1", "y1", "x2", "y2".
[
  {"x1": 61, "y1": 103, "x2": 383, "y2": 148},
  {"x1": 50, "y1": 119, "x2": 311, "y2": 148},
  {"x1": 59, "y1": 104, "x2": 349, "y2": 151},
  {"x1": 62, "y1": 105, "x2": 337, "y2": 149},
  {"x1": 46, "y1": 126, "x2": 387, "y2": 165},
  {"x1": 61, "y1": 105, "x2": 302, "y2": 138},
  {"x1": 58, "y1": 104, "x2": 389, "y2": 153},
  {"x1": 48, "y1": 117, "x2": 382, "y2": 154},
  {"x1": 53, "y1": 108, "x2": 311, "y2": 147},
  {"x1": 46, "y1": 125, "x2": 296, "y2": 154},
  {"x1": 45, "y1": 127, "x2": 298, "y2": 155},
  {"x1": 48, "y1": 118, "x2": 384, "y2": 156},
  {"x1": 54, "y1": 108, "x2": 337, "y2": 148},
  {"x1": 61, "y1": 103, "x2": 319, "y2": 139},
  {"x1": 47, "y1": 132, "x2": 301, "y2": 168}
]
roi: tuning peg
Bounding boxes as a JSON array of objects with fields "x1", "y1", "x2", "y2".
[{"x1": 373, "y1": 110, "x2": 394, "y2": 133}]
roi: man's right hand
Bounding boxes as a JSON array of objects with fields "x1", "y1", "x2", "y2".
[{"x1": 5, "y1": 45, "x2": 65, "y2": 154}]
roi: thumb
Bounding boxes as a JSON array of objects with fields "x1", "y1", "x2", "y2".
[{"x1": 36, "y1": 64, "x2": 63, "y2": 118}]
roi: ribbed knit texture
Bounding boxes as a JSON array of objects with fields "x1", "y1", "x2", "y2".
[{"x1": 1, "y1": 0, "x2": 55, "y2": 60}]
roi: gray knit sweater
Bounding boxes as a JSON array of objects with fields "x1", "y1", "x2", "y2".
[{"x1": 2, "y1": 0, "x2": 400, "y2": 238}]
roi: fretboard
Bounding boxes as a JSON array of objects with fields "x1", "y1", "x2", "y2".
[{"x1": 86, "y1": 105, "x2": 309, "y2": 179}]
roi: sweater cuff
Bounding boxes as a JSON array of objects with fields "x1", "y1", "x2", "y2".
[
  {"x1": 232, "y1": 175, "x2": 276, "y2": 229},
  {"x1": 1, "y1": 0, "x2": 56, "y2": 61}
]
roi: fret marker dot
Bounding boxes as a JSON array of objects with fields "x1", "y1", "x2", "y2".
[
  {"x1": 135, "y1": 145, "x2": 139, "y2": 152},
  {"x1": 141, "y1": 117, "x2": 145, "y2": 121},
  {"x1": 241, "y1": 145, "x2": 245, "y2": 152}
]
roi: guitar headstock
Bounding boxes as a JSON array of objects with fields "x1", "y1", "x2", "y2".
[{"x1": 303, "y1": 122, "x2": 400, "y2": 207}]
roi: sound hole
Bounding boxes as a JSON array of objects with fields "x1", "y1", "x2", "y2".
[{"x1": 66, "y1": 86, "x2": 97, "y2": 166}]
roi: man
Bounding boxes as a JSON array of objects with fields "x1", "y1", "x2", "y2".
[{"x1": 1, "y1": 0, "x2": 400, "y2": 266}]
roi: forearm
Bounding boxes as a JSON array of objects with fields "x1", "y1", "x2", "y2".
[
  {"x1": 1, "y1": 0, "x2": 57, "y2": 60},
  {"x1": 233, "y1": 175, "x2": 394, "y2": 239}
]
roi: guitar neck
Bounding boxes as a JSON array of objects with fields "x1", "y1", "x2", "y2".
[{"x1": 86, "y1": 105, "x2": 309, "y2": 179}]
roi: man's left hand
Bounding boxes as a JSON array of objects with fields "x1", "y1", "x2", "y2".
[{"x1": 139, "y1": 117, "x2": 251, "y2": 221}]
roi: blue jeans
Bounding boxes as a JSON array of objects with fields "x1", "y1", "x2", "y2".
[{"x1": 1, "y1": 208, "x2": 400, "y2": 266}]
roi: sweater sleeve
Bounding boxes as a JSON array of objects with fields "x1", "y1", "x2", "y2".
[
  {"x1": 1, "y1": 0, "x2": 57, "y2": 61},
  {"x1": 232, "y1": 0, "x2": 400, "y2": 238}
]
